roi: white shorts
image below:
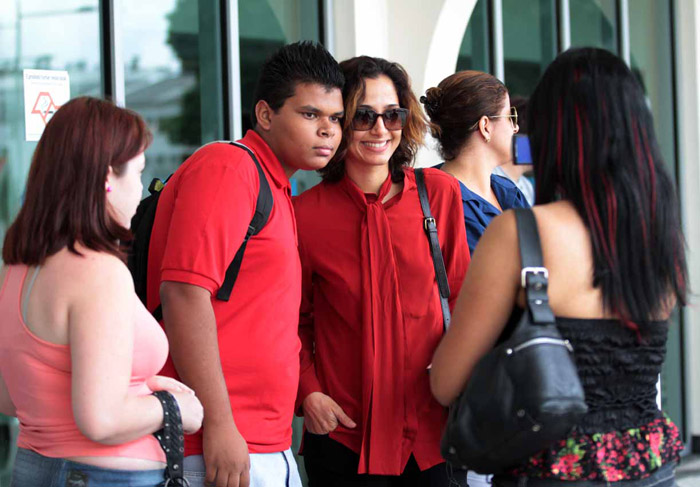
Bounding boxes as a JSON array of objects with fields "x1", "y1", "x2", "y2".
[{"x1": 183, "y1": 449, "x2": 302, "y2": 487}]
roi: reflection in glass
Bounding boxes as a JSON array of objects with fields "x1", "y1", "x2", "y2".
[
  {"x1": 0, "y1": 1, "x2": 101, "y2": 478},
  {"x1": 630, "y1": 0, "x2": 675, "y2": 174},
  {"x1": 0, "y1": 0, "x2": 101, "y2": 246},
  {"x1": 570, "y1": 0, "x2": 617, "y2": 52},
  {"x1": 456, "y1": 0, "x2": 490, "y2": 73},
  {"x1": 239, "y1": 0, "x2": 321, "y2": 195},
  {"x1": 122, "y1": 0, "x2": 224, "y2": 194},
  {"x1": 502, "y1": 0, "x2": 557, "y2": 98}
]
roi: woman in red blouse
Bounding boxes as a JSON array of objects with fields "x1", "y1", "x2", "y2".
[{"x1": 294, "y1": 56, "x2": 470, "y2": 486}]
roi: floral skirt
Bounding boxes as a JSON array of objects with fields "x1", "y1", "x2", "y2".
[{"x1": 506, "y1": 415, "x2": 683, "y2": 482}]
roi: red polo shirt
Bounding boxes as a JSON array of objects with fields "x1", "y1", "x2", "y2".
[
  {"x1": 147, "y1": 130, "x2": 301, "y2": 455},
  {"x1": 294, "y1": 168, "x2": 470, "y2": 475}
]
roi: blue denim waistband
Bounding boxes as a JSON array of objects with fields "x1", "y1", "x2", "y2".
[{"x1": 11, "y1": 448, "x2": 166, "y2": 487}]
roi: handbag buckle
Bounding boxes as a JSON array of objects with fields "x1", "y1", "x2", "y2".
[
  {"x1": 521, "y1": 266, "x2": 548, "y2": 288},
  {"x1": 423, "y1": 217, "x2": 436, "y2": 232}
]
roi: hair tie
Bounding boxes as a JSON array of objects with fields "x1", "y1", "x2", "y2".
[{"x1": 420, "y1": 87, "x2": 443, "y2": 117}]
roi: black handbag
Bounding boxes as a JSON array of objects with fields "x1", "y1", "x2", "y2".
[{"x1": 440, "y1": 207, "x2": 588, "y2": 474}]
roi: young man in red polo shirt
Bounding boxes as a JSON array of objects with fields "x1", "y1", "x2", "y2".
[{"x1": 146, "y1": 42, "x2": 344, "y2": 487}]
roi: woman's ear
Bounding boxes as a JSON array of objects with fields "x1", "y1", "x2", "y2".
[
  {"x1": 105, "y1": 166, "x2": 115, "y2": 192},
  {"x1": 479, "y1": 116, "x2": 492, "y2": 143}
]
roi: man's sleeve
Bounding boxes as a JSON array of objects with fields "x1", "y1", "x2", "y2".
[{"x1": 160, "y1": 146, "x2": 259, "y2": 295}]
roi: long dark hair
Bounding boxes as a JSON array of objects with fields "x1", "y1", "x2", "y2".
[
  {"x1": 528, "y1": 47, "x2": 687, "y2": 321},
  {"x1": 319, "y1": 56, "x2": 426, "y2": 183},
  {"x1": 3, "y1": 96, "x2": 152, "y2": 264}
]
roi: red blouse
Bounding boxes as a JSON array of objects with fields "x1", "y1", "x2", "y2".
[{"x1": 294, "y1": 168, "x2": 470, "y2": 475}]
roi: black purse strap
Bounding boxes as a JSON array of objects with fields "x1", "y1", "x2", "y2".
[
  {"x1": 415, "y1": 168, "x2": 451, "y2": 332},
  {"x1": 513, "y1": 208, "x2": 555, "y2": 324}
]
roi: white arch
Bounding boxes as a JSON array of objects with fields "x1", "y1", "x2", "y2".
[{"x1": 421, "y1": 0, "x2": 478, "y2": 94}]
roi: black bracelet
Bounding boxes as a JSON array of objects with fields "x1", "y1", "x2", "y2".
[{"x1": 152, "y1": 390, "x2": 188, "y2": 486}]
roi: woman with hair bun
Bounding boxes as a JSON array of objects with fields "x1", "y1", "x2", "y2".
[{"x1": 421, "y1": 71, "x2": 529, "y2": 255}]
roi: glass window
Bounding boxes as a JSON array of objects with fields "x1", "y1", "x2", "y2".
[
  {"x1": 456, "y1": 0, "x2": 490, "y2": 72},
  {"x1": 629, "y1": 0, "x2": 676, "y2": 175},
  {"x1": 569, "y1": 0, "x2": 618, "y2": 52},
  {"x1": 629, "y1": 0, "x2": 684, "y2": 438},
  {"x1": 238, "y1": 0, "x2": 321, "y2": 195},
  {"x1": 121, "y1": 0, "x2": 225, "y2": 194},
  {"x1": 502, "y1": 0, "x2": 557, "y2": 97},
  {"x1": 0, "y1": 0, "x2": 101, "y2": 246}
]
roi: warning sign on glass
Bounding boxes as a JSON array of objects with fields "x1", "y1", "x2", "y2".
[{"x1": 23, "y1": 69, "x2": 71, "y2": 142}]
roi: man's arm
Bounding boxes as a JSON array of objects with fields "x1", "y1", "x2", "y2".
[{"x1": 161, "y1": 281, "x2": 250, "y2": 487}]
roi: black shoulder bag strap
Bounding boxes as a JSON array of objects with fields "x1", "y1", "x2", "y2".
[
  {"x1": 513, "y1": 208, "x2": 556, "y2": 324},
  {"x1": 216, "y1": 141, "x2": 274, "y2": 301},
  {"x1": 415, "y1": 168, "x2": 451, "y2": 332}
]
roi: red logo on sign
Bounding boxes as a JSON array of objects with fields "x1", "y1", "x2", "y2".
[{"x1": 31, "y1": 92, "x2": 61, "y2": 125}]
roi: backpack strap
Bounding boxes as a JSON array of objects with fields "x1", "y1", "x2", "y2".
[
  {"x1": 215, "y1": 141, "x2": 274, "y2": 301},
  {"x1": 415, "y1": 168, "x2": 451, "y2": 332},
  {"x1": 152, "y1": 142, "x2": 274, "y2": 321},
  {"x1": 513, "y1": 208, "x2": 555, "y2": 324}
]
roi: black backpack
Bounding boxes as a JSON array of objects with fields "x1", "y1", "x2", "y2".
[{"x1": 128, "y1": 141, "x2": 274, "y2": 321}]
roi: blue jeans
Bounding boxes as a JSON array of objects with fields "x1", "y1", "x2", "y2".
[
  {"x1": 492, "y1": 461, "x2": 676, "y2": 487},
  {"x1": 183, "y1": 449, "x2": 302, "y2": 487},
  {"x1": 11, "y1": 448, "x2": 166, "y2": 487}
]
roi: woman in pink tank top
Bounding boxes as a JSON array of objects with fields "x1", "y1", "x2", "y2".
[{"x1": 0, "y1": 97, "x2": 202, "y2": 487}]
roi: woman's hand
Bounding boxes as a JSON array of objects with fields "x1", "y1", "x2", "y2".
[
  {"x1": 147, "y1": 375, "x2": 195, "y2": 395},
  {"x1": 147, "y1": 376, "x2": 202, "y2": 434},
  {"x1": 302, "y1": 392, "x2": 356, "y2": 434},
  {"x1": 172, "y1": 390, "x2": 203, "y2": 435}
]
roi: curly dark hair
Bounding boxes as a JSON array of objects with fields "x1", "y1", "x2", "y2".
[{"x1": 319, "y1": 56, "x2": 426, "y2": 183}]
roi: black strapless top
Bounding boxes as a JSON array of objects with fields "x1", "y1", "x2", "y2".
[
  {"x1": 502, "y1": 312, "x2": 668, "y2": 435},
  {"x1": 556, "y1": 317, "x2": 668, "y2": 434}
]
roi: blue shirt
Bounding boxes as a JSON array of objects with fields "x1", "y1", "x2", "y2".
[{"x1": 436, "y1": 165, "x2": 530, "y2": 254}]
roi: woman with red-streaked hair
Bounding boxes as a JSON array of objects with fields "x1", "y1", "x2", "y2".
[
  {"x1": 431, "y1": 48, "x2": 687, "y2": 487},
  {"x1": 0, "y1": 96, "x2": 202, "y2": 487}
]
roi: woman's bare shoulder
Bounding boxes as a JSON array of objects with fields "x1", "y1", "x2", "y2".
[{"x1": 44, "y1": 247, "x2": 133, "y2": 295}]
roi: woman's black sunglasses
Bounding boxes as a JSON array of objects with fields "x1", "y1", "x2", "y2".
[{"x1": 351, "y1": 108, "x2": 409, "y2": 131}]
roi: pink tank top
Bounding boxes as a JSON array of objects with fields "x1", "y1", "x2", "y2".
[{"x1": 0, "y1": 265, "x2": 168, "y2": 462}]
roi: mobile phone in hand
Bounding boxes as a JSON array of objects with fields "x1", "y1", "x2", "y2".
[{"x1": 512, "y1": 134, "x2": 532, "y2": 165}]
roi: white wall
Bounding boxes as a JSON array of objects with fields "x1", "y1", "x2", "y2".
[{"x1": 675, "y1": 0, "x2": 700, "y2": 444}]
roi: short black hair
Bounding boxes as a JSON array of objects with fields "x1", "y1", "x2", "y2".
[{"x1": 251, "y1": 41, "x2": 344, "y2": 127}]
